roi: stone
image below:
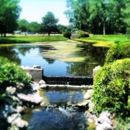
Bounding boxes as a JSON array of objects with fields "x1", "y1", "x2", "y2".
[
  {"x1": 15, "y1": 106, "x2": 24, "y2": 113},
  {"x1": 96, "y1": 122, "x2": 113, "y2": 130},
  {"x1": 7, "y1": 113, "x2": 20, "y2": 124},
  {"x1": 88, "y1": 101, "x2": 95, "y2": 111},
  {"x1": 93, "y1": 66, "x2": 101, "y2": 77},
  {"x1": 39, "y1": 80, "x2": 46, "y2": 85},
  {"x1": 16, "y1": 82, "x2": 25, "y2": 91},
  {"x1": 12, "y1": 117, "x2": 28, "y2": 128},
  {"x1": 39, "y1": 80, "x2": 47, "y2": 89},
  {"x1": 17, "y1": 91, "x2": 43, "y2": 104},
  {"x1": 6, "y1": 87, "x2": 16, "y2": 95},
  {"x1": 95, "y1": 111, "x2": 113, "y2": 130},
  {"x1": 84, "y1": 89, "x2": 94, "y2": 100}
]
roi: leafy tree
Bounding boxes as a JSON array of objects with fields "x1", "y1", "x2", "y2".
[
  {"x1": 18, "y1": 19, "x2": 29, "y2": 35},
  {"x1": 0, "y1": 0, "x2": 21, "y2": 37},
  {"x1": 28, "y1": 21, "x2": 41, "y2": 34},
  {"x1": 65, "y1": 0, "x2": 90, "y2": 31},
  {"x1": 57, "y1": 24, "x2": 67, "y2": 34},
  {"x1": 65, "y1": 0, "x2": 127, "y2": 34},
  {"x1": 122, "y1": 0, "x2": 130, "y2": 37},
  {"x1": 41, "y1": 12, "x2": 59, "y2": 36}
]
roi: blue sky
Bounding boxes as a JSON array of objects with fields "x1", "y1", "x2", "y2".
[{"x1": 19, "y1": 0, "x2": 69, "y2": 25}]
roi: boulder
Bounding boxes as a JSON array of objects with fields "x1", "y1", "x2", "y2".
[
  {"x1": 39, "y1": 80, "x2": 47, "y2": 89},
  {"x1": 84, "y1": 89, "x2": 94, "y2": 100},
  {"x1": 6, "y1": 87, "x2": 16, "y2": 95},
  {"x1": 12, "y1": 117, "x2": 28, "y2": 128},
  {"x1": 93, "y1": 66, "x2": 101, "y2": 77},
  {"x1": 95, "y1": 111, "x2": 113, "y2": 130}
]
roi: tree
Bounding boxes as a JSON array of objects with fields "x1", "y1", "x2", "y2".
[
  {"x1": 41, "y1": 12, "x2": 59, "y2": 36},
  {"x1": 122, "y1": 0, "x2": 130, "y2": 37},
  {"x1": 65, "y1": 0, "x2": 127, "y2": 34},
  {"x1": 57, "y1": 24, "x2": 67, "y2": 34},
  {"x1": 0, "y1": 0, "x2": 21, "y2": 37},
  {"x1": 18, "y1": 19, "x2": 29, "y2": 36},
  {"x1": 28, "y1": 21, "x2": 41, "y2": 34},
  {"x1": 65, "y1": 0, "x2": 90, "y2": 31}
]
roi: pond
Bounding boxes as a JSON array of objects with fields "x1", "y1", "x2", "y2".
[
  {"x1": 23, "y1": 88, "x2": 87, "y2": 130},
  {"x1": 0, "y1": 41, "x2": 108, "y2": 76}
]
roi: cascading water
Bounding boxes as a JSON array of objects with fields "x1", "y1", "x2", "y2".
[{"x1": 23, "y1": 88, "x2": 88, "y2": 130}]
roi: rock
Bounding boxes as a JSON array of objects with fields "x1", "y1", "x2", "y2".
[
  {"x1": 7, "y1": 113, "x2": 20, "y2": 124},
  {"x1": 84, "y1": 89, "x2": 94, "y2": 100},
  {"x1": 17, "y1": 91, "x2": 43, "y2": 104},
  {"x1": 12, "y1": 117, "x2": 28, "y2": 128},
  {"x1": 77, "y1": 100, "x2": 90, "y2": 107},
  {"x1": 15, "y1": 106, "x2": 24, "y2": 113},
  {"x1": 39, "y1": 80, "x2": 46, "y2": 85},
  {"x1": 93, "y1": 66, "x2": 101, "y2": 77},
  {"x1": 88, "y1": 101, "x2": 95, "y2": 111},
  {"x1": 95, "y1": 111, "x2": 113, "y2": 130},
  {"x1": 96, "y1": 122, "x2": 113, "y2": 130},
  {"x1": 16, "y1": 82, "x2": 25, "y2": 91},
  {"x1": 6, "y1": 87, "x2": 16, "y2": 95}
]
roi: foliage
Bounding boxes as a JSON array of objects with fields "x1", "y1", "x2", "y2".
[
  {"x1": 41, "y1": 12, "x2": 59, "y2": 36},
  {"x1": 105, "y1": 43, "x2": 130, "y2": 64},
  {"x1": 0, "y1": 57, "x2": 31, "y2": 92},
  {"x1": 77, "y1": 30, "x2": 89, "y2": 38},
  {"x1": 18, "y1": 19, "x2": 29, "y2": 34},
  {"x1": 92, "y1": 59, "x2": 130, "y2": 118},
  {"x1": 0, "y1": 0, "x2": 21, "y2": 36},
  {"x1": 63, "y1": 31, "x2": 71, "y2": 39},
  {"x1": 65, "y1": 0, "x2": 127, "y2": 34}
]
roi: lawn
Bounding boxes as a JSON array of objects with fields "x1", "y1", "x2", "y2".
[
  {"x1": 75, "y1": 34, "x2": 130, "y2": 47},
  {"x1": 0, "y1": 35, "x2": 68, "y2": 43}
]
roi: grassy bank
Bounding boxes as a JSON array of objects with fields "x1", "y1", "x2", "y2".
[
  {"x1": 0, "y1": 35, "x2": 68, "y2": 43},
  {"x1": 75, "y1": 34, "x2": 130, "y2": 47}
]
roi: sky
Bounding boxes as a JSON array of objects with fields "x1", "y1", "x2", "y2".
[{"x1": 19, "y1": 0, "x2": 69, "y2": 25}]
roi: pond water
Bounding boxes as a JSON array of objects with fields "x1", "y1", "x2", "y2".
[
  {"x1": 0, "y1": 41, "x2": 108, "y2": 129},
  {"x1": 23, "y1": 88, "x2": 87, "y2": 130},
  {"x1": 0, "y1": 41, "x2": 108, "y2": 76}
]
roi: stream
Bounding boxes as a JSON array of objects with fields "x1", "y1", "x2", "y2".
[{"x1": 23, "y1": 88, "x2": 88, "y2": 130}]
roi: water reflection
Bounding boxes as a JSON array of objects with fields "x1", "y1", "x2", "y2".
[
  {"x1": 67, "y1": 43, "x2": 108, "y2": 76},
  {"x1": 0, "y1": 42, "x2": 108, "y2": 76}
]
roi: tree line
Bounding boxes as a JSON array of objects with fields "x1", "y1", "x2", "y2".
[
  {"x1": 17, "y1": 12, "x2": 72, "y2": 36},
  {"x1": 0, "y1": 0, "x2": 130, "y2": 37},
  {"x1": 65, "y1": 0, "x2": 130, "y2": 35}
]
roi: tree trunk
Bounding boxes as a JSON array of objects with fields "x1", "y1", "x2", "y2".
[
  {"x1": 103, "y1": 21, "x2": 106, "y2": 35},
  {"x1": 4, "y1": 33, "x2": 6, "y2": 37}
]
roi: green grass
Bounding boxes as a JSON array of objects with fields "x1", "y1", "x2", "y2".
[
  {"x1": 75, "y1": 34, "x2": 130, "y2": 48},
  {"x1": 0, "y1": 35, "x2": 68, "y2": 43},
  {"x1": 81, "y1": 34, "x2": 130, "y2": 44}
]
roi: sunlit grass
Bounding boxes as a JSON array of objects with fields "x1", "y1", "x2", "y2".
[
  {"x1": 0, "y1": 35, "x2": 68, "y2": 43},
  {"x1": 76, "y1": 34, "x2": 130, "y2": 47}
]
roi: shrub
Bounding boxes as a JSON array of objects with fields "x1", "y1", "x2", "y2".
[
  {"x1": 77, "y1": 30, "x2": 89, "y2": 38},
  {"x1": 105, "y1": 43, "x2": 130, "y2": 64},
  {"x1": 63, "y1": 31, "x2": 71, "y2": 39},
  {"x1": 0, "y1": 57, "x2": 31, "y2": 92},
  {"x1": 92, "y1": 58, "x2": 130, "y2": 118}
]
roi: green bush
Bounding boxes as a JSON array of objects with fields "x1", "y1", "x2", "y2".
[
  {"x1": 0, "y1": 57, "x2": 31, "y2": 92},
  {"x1": 77, "y1": 30, "x2": 89, "y2": 38},
  {"x1": 63, "y1": 31, "x2": 71, "y2": 39},
  {"x1": 92, "y1": 58, "x2": 130, "y2": 118},
  {"x1": 105, "y1": 43, "x2": 130, "y2": 64}
]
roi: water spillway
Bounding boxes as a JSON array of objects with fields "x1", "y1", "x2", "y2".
[{"x1": 43, "y1": 76, "x2": 93, "y2": 85}]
